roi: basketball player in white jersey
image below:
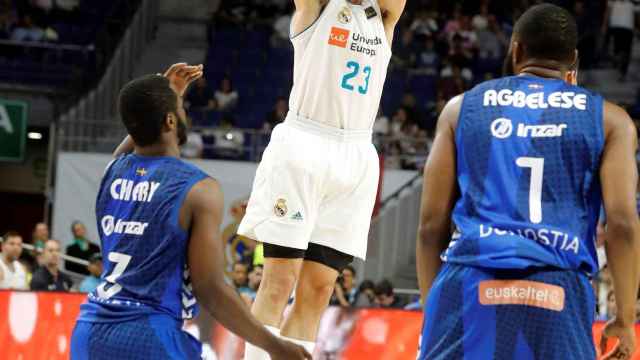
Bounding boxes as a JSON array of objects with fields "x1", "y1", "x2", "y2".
[
  {"x1": 239, "y1": 0, "x2": 406, "y2": 358},
  {"x1": 0, "y1": 231, "x2": 28, "y2": 290}
]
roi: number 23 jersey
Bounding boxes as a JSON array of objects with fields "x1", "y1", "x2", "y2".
[
  {"x1": 289, "y1": 0, "x2": 391, "y2": 130},
  {"x1": 445, "y1": 75, "x2": 605, "y2": 276}
]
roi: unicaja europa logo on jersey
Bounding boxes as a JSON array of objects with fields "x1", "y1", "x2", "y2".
[{"x1": 329, "y1": 27, "x2": 350, "y2": 48}]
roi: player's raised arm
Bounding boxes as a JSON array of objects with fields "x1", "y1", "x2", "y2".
[
  {"x1": 291, "y1": 0, "x2": 324, "y2": 37},
  {"x1": 416, "y1": 95, "x2": 461, "y2": 302},
  {"x1": 186, "y1": 178, "x2": 311, "y2": 360},
  {"x1": 112, "y1": 63, "x2": 203, "y2": 158},
  {"x1": 378, "y1": 0, "x2": 407, "y2": 44},
  {"x1": 599, "y1": 101, "x2": 640, "y2": 360}
]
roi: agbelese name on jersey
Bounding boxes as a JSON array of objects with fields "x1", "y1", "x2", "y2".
[{"x1": 483, "y1": 89, "x2": 587, "y2": 110}]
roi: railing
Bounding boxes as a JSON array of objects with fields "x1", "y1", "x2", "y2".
[
  {"x1": 57, "y1": 119, "x2": 432, "y2": 165},
  {"x1": 0, "y1": 39, "x2": 94, "y2": 52}
]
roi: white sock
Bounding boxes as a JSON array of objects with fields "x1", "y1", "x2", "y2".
[
  {"x1": 280, "y1": 335, "x2": 316, "y2": 355},
  {"x1": 244, "y1": 325, "x2": 280, "y2": 360}
]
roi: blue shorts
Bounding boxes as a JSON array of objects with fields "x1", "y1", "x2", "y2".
[
  {"x1": 70, "y1": 314, "x2": 202, "y2": 360},
  {"x1": 418, "y1": 263, "x2": 596, "y2": 360}
]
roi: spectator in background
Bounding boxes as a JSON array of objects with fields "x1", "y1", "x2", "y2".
[
  {"x1": 603, "y1": 0, "x2": 639, "y2": 80},
  {"x1": 222, "y1": 198, "x2": 255, "y2": 280},
  {"x1": 410, "y1": 10, "x2": 439, "y2": 38},
  {"x1": 440, "y1": 62, "x2": 470, "y2": 100},
  {"x1": 241, "y1": 264, "x2": 263, "y2": 304},
  {"x1": 373, "y1": 106, "x2": 390, "y2": 136},
  {"x1": 20, "y1": 221, "x2": 49, "y2": 272},
  {"x1": 391, "y1": 29, "x2": 416, "y2": 69},
  {"x1": 264, "y1": 96, "x2": 288, "y2": 131},
  {"x1": 331, "y1": 265, "x2": 358, "y2": 307},
  {"x1": 181, "y1": 117, "x2": 204, "y2": 159},
  {"x1": 271, "y1": 7, "x2": 292, "y2": 48},
  {"x1": 352, "y1": 280, "x2": 376, "y2": 307},
  {"x1": 79, "y1": 254, "x2": 102, "y2": 293},
  {"x1": 10, "y1": 14, "x2": 43, "y2": 42},
  {"x1": 415, "y1": 35, "x2": 440, "y2": 75},
  {"x1": 0, "y1": 11, "x2": 14, "y2": 39},
  {"x1": 232, "y1": 261, "x2": 251, "y2": 294},
  {"x1": 185, "y1": 77, "x2": 216, "y2": 111},
  {"x1": 65, "y1": 220, "x2": 100, "y2": 275},
  {"x1": 32, "y1": 222, "x2": 49, "y2": 250},
  {"x1": 0, "y1": 231, "x2": 28, "y2": 290},
  {"x1": 31, "y1": 239, "x2": 73, "y2": 291},
  {"x1": 214, "y1": 76, "x2": 239, "y2": 112},
  {"x1": 400, "y1": 93, "x2": 424, "y2": 129},
  {"x1": 212, "y1": 114, "x2": 245, "y2": 159},
  {"x1": 390, "y1": 106, "x2": 411, "y2": 137},
  {"x1": 475, "y1": 13, "x2": 507, "y2": 61},
  {"x1": 374, "y1": 279, "x2": 406, "y2": 309}
]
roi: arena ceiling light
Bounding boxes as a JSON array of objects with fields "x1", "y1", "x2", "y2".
[{"x1": 28, "y1": 132, "x2": 43, "y2": 140}]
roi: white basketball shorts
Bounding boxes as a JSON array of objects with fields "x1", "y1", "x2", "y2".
[{"x1": 237, "y1": 112, "x2": 379, "y2": 260}]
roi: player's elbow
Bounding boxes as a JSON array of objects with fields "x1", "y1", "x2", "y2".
[
  {"x1": 606, "y1": 215, "x2": 640, "y2": 246},
  {"x1": 418, "y1": 216, "x2": 449, "y2": 247}
]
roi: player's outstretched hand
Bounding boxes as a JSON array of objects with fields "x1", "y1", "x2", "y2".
[
  {"x1": 268, "y1": 339, "x2": 312, "y2": 360},
  {"x1": 599, "y1": 318, "x2": 637, "y2": 360},
  {"x1": 161, "y1": 62, "x2": 203, "y2": 97}
]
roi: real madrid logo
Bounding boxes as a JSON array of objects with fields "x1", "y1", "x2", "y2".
[
  {"x1": 274, "y1": 198, "x2": 288, "y2": 217},
  {"x1": 338, "y1": 6, "x2": 352, "y2": 24}
]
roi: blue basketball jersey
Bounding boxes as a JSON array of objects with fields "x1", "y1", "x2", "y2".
[
  {"x1": 77, "y1": 154, "x2": 209, "y2": 323},
  {"x1": 444, "y1": 75, "x2": 604, "y2": 276}
]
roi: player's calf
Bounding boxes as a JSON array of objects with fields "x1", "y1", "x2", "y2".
[{"x1": 252, "y1": 257, "x2": 302, "y2": 327}]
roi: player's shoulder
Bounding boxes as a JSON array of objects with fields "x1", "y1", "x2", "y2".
[
  {"x1": 186, "y1": 177, "x2": 222, "y2": 207},
  {"x1": 602, "y1": 100, "x2": 636, "y2": 139}
]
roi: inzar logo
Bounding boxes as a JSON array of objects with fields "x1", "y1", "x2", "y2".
[
  {"x1": 490, "y1": 118, "x2": 513, "y2": 139},
  {"x1": 491, "y1": 118, "x2": 568, "y2": 139},
  {"x1": 101, "y1": 215, "x2": 148, "y2": 236},
  {"x1": 328, "y1": 27, "x2": 350, "y2": 48}
]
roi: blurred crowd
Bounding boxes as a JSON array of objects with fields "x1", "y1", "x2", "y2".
[{"x1": 0, "y1": 221, "x2": 101, "y2": 293}]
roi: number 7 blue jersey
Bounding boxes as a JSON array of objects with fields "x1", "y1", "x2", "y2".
[{"x1": 444, "y1": 75, "x2": 604, "y2": 276}]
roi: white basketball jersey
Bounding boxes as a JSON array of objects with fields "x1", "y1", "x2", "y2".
[
  {"x1": 289, "y1": 0, "x2": 391, "y2": 130},
  {"x1": 0, "y1": 258, "x2": 28, "y2": 290}
]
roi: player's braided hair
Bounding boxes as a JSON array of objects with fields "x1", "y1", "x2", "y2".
[{"x1": 513, "y1": 3, "x2": 578, "y2": 64}]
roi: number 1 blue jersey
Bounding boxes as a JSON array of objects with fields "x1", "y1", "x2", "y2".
[
  {"x1": 77, "y1": 154, "x2": 209, "y2": 323},
  {"x1": 444, "y1": 75, "x2": 604, "y2": 276}
]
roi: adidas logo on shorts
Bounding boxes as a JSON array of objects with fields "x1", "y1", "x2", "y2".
[{"x1": 291, "y1": 211, "x2": 303, "y2": 221}]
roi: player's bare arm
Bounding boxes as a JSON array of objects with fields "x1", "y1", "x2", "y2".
[
  {"x1": 378, "y1": 0, "x2": 407, "y2": 45},
  {"x1": 185, "y1": 178, "x2": 311, "y2": 360},
  {"x1": 291, "y1": 0, "x2": 327, "y2": 36},
  {"x1": 112, "y1": 63, "x2": 203, "y2": 158},
  {"x1": 598, "y1": 101, "x2": 640, "y2": 360},
  {"x1": 416, "y1": 95, "x2": 462, "y2": 302}
]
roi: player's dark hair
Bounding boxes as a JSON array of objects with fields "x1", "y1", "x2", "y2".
[
  {"x1": 513, "y1": 4, "x2": 577, "y2": 64},
  {"x1": 343, "y1": 265, "x2": 356, "y2": 276},
  {"x1": 358, "y1": 280, "x2": 375, "y2": 292},
  {"x1": 118, "y1": 75, "x2": 178, "y2": 147},
  {"x1": 70, "y1": 220, "x2": 83, "y2": 233},
  {"x1": 2, "y1": 231, "x2": 21, "y2": 243},
  {"x1": 374, "y1": 279, "x2": 394, "y2": 296}
]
